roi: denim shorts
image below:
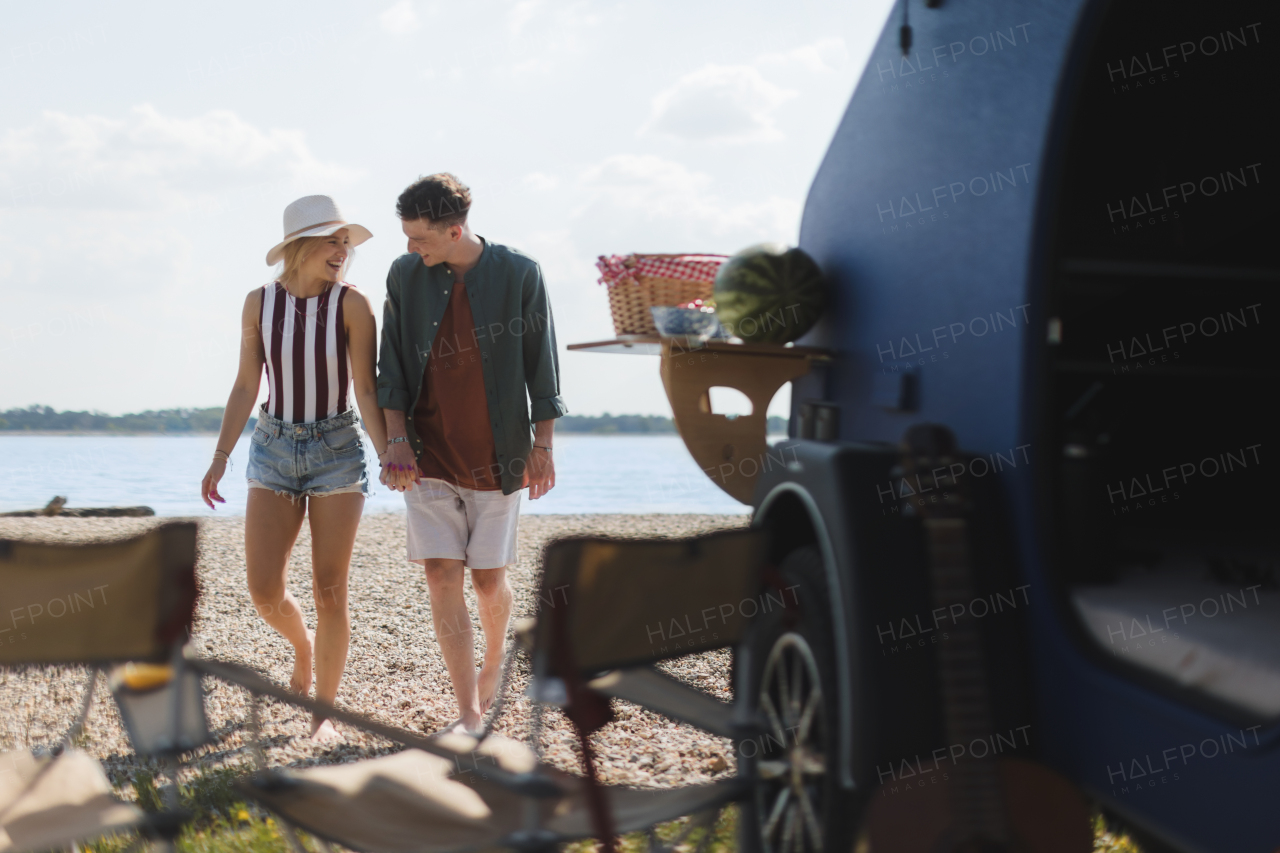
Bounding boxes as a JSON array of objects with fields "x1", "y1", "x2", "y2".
[{"x1": 246, "y1": 405, "x2": 371, "y2": 501}]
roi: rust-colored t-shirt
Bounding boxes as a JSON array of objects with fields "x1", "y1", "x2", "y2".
[{"x1": 413, "y1": 281, "x2": 502, "y2": 490}]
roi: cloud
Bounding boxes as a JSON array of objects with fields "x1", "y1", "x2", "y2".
[
  {"x1": 379, "y1": 1, "x2": 420, "y2": 34},
  {"x1": 574, "y1": 154, "x2": 801, "y2": 245},
  {"x1": 523, "y1": 172, "x2": 560, "y2": 192},
  {"x1": 508, "y1": 0, "x2": 543, "y2": 36},
  {"x1": 0, "y1": 106, "x2": 368, "y2": 407},
  {"x1": 578, "y1": 155, "x2": 712, "y2": 213},
  {"x1": 643, "y1": 64, "x2": 796, "y2": 144},
  {"x1": 757, "y1": 37, "x2": 848, "y2": 73},
  {"x1": 496, "y1": 0, "x2": 601, "y2": 77},
  {"x1": 0, "y1": 104, "x2": 359, "y2": 212}
]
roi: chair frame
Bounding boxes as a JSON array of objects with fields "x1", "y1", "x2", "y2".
[{"x1": 0, "y1": 522, "x2": 202, "y2": 853}]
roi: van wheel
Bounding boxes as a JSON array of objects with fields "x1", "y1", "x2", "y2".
[{"x1": 736, "y1": 546, "x2": 858, "y2": 853}]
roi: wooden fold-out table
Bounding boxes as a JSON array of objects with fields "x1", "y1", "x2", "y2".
[{"x1": 567, "y1": 336, "x2": 832, "y2": 503}]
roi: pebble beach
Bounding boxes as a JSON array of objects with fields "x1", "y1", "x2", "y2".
[{"x1": 0, "y1": 513, "x2": 748, "y2": 796}]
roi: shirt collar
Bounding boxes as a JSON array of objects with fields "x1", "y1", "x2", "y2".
[
  {"x1": 439, "y1": 235, "x2": 487, "y2": 283},
  {"x1": 467, "y1": 236, "x2": 488, "y2": 279}
]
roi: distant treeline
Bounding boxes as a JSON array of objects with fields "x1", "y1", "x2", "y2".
[
  {"x1": 0, "y1": 406, "x2": 253, "y2": 433},
  {"x1": 558, "y1": 413, "x2": 789, "y2": 434},
  {"x1": 0, "y1": 406, "x2": 787, "y2": 435}
]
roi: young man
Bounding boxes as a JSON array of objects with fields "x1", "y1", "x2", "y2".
[{"x1": 377, "y1": 173, "x2": 565, "y2": 734}]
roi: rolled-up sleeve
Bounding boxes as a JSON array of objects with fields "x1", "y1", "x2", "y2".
[
  {"x1": 377, "y1": 264, "x2": 411, "y2": 411},
  {"x1": 522, "y1": 262, "x2": 568, "y2": 423}
]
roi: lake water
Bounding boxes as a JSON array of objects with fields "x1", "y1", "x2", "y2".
[{"x1": 0, "y1": 435, "x2": 756, "y2": 516}]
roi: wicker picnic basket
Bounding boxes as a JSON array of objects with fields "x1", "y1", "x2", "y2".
[{"x1": 596, "y1": 253, "x2": 727, "y2": 336}]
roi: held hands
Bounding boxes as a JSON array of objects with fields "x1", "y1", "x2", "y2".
[
  {"x1": 201, "y1": 458, "x2": 228, "y2": 509},
  {"x1": 376, "y1": 440, "x2": 554, "y2": 496},
  {"x1": 379, "y1": 441, "x2": 420, "y2": 492},
  {"x1": 526, "y1": 446, "x2": 555, "y2": 500}
]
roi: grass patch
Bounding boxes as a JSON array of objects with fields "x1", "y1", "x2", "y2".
[
  {"x1": 131, "y1": 766, "x2": 247, "y2": 822},
  {"x1": 1093, "y1": 811, "x2": 1145, "y2": 853},
  {"x1": 563, "y1": 805, "x2": 737, "y2": 853},
  {"x1": 86, "y1": 764, "x2": 321, "y2": 853},
  {"x1": 86, "y1": 811, "x2": 315, "y2": 853}
]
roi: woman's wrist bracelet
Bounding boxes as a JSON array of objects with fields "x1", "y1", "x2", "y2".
[
  {"x1": 387, "y1": 436, "x2": 408, "y2": 445},
  {"x1": 213, "y1": 449, "x2": 231, "y2": 460},
  {"x1": 534, "y1": 444, "x2": 552, "y2": 451}
]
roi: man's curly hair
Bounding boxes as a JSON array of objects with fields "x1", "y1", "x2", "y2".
[{"x1": 396, "y1": 173, "x2": 471, "y2": 230}]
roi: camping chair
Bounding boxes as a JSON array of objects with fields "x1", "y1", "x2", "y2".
[
  {"x1": 194, "y1": 527, "x2": 770, "y2": 853},
  {"x1": 0, "y1": 522, "x2": 203, "y2": 853},
  {"x1": 521, "y1": 529, "x2": 773, "y2": 851}
]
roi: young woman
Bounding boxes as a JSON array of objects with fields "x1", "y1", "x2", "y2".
[{"x1": 201, "y1": 195, "x2": 389, "y2": 742}]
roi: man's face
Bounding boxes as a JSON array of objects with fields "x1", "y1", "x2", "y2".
[{"x1": 402, "y1": 218, "x2": 460, "y2": 267}]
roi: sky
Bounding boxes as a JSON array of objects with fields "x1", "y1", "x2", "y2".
[{"x1": 1, "y1": 0, "x2": 897, "y2": 418}]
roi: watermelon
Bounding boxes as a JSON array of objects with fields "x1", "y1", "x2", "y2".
[{"x1": 713, "y1": 244, "x2": 827, "y2": 344}]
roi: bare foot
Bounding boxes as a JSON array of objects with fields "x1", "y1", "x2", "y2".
[
  {"x1": 440, "y1": 718, "x2": 484, "y2": 738},
  {"x1": 290, "y1": 629, "x2": 315, "y2": 695},
  {"x1": 477, "y1": 655, "x2": 504, "y2": 715},
  {"x1": 310, "y1": 716, "x2": 342, "y2": 743}
]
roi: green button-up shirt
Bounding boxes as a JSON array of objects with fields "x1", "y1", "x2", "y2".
[{"x1": 376, "y1": 238, "x2": 568, "y2": 495}]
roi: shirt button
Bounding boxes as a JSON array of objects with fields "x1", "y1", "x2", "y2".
[{"x1": 433, "y1": 322, "x2": 438, "y2": 326}]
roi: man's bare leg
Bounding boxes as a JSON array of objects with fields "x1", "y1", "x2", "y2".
[
  {"x1": 421, "y1": 558, "x2": 483, "y2": 732},
  {"x1": 471, "y1": 566, "x2": 513, "y2": 714}
]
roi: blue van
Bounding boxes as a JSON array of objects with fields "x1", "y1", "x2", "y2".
[
  {"x1": 554, "y1": 0, "x2": 1276, "y2": 850},
  {"x1": 739, "y1": 0, "x2": 1277, "y2": 850}
]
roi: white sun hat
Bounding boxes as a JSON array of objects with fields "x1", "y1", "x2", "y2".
[{"x1": 266, "y1": 195, "x2": 373, "y2": 265}]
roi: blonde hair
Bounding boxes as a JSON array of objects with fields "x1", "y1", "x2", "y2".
[{"x1": 277, "y1": 235, "x2": 355, "y2": 286}]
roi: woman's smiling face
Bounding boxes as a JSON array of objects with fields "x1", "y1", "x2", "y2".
[{"x1": 302, "y1": 228, "x2": 351, "y2": 282}]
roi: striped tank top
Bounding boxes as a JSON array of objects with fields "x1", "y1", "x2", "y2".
[{"x1": 259, "y1": 281, "x2": 353, "y2": 424}]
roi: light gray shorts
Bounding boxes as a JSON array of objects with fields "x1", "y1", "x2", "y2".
[{"x1": 404, "y1": 478, "x2": 521, "y2": 570}]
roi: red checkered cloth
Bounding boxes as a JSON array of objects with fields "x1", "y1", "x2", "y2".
[{"x1": 596, "y1": 254, "x2": 727, "y2": 287}]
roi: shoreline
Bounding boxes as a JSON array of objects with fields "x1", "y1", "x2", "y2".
[
  {"x1": 0, "y1": 430, "x2": 245, "y2": 436},
  {"x1": 0, "y1": 509, "x2": 752, "y2": 519},
  {"x1": 0, "y1": 508, "x2": 753, "y2": 519},
  {"x1": 0, "y1": 430, "x2": 790, "y2": 438}
]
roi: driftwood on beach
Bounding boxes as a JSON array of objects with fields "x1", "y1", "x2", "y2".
[{"x1": 0, "y1": 496, "x2": 155, "y2": 518}]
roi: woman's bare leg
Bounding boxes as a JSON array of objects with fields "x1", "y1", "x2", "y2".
[
  {"x1": 244, "y1": 489, "x2": 311, "y2": 694},
  {"x1": 306, "y1": 491, "x2": 364, "y2": 741}
]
